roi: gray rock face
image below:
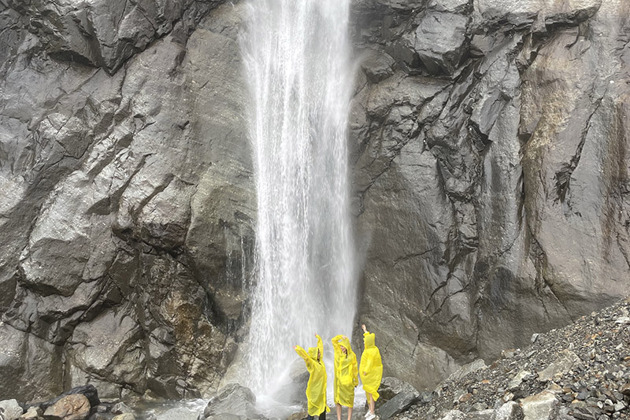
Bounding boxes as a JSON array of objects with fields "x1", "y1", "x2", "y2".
[
  {"x1": 0, "y1": 0, "x2": 629, "y2": 404},
  {"x1": 0, "y1": 0, "x2": 253, "y2": 402},
  {"x1": 353, "y1": 0, "x2": 630, "y2": 392}
]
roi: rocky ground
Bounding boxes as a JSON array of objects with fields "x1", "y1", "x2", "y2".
[{"x1": 389, "y1": 297, "x2": 630, "y2": 420}]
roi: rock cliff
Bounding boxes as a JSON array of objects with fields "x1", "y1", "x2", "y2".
[
  {"x1": 352, "y1": 0, "x2": 630, "y2": 390},
  {"x1": 0, "y1": 0, "x2": 628, "y2": 401}
]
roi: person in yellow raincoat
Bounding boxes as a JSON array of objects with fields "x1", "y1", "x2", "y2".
[
  {"x1": 331, "y1": 335, "x2": 358, "y2": 420},
  {"x1": 360, "y1": 324, "x2": 382, "y2": 420},
  {"x1": 294, "y1": 334, "x2": 330, "y2": 419}
]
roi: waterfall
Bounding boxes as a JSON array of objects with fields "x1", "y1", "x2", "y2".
[{"x1": 241, "y1": 0, "x2": 357, "y2": 403}]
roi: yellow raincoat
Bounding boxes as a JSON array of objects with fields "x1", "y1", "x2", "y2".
[
  {"x1": 295, "y1": 334, "x2": 330, "y2": 416},
  {"x1": 331, "y1": 335, "x2": 359, "y2": 407},
  {"x1": 360, "y1": 330, "x2": 383, "y2": 401}
]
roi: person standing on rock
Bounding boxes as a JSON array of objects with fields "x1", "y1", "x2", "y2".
[
  {"x1": 331, "y1": 334, "x2": 359, "y2": 420},
  {"x1": 295, "y1": 333, "x2": 330, "y2": 420},
  {"x1": 360, "y1": 324, "x2": 383, "y2": 420}
]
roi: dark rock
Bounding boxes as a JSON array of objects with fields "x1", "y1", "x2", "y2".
[
  {"x1": 0, "y1": 0, "x2": 251, "y2": 401},
  {"x1": 201, "y1": 384, "x2": 264, "y2": 420},
  {"x1": 406, "y1": 10, "x2": 469, "y2": 75},
  {"x1": 378, "y1": 391, "x2": 419, "y2": 419},
  {"x1": 377, "y1": 377, "x2": 420, "y2": 407}
]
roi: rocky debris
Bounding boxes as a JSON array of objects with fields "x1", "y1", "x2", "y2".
[
  {"x1": 391, "y1": 298, "x2": 630, "y2": 419},
  {"x1": 198, "y1": 384, "x2": 266, "y2": 420},
  {"x1": 0, "y1": 399, "x2": 24, "y2": 420}
]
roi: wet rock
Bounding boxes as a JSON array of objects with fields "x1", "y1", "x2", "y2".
[
  {"x1": 0, "y1": 399, "x2": 24, "y2": 420},
  {"x1": 43, "y1": 394, "x2": 91, "y2": 420},
  {"x1": 271, "y1": 359, "x2": 309, "y2": 405},
  {"x1": 405, "y1": 10, "x2": 469, "y2": 75},
  {"x1": 361, "y1": 49, "x2": 396, "y2": 83},
  {"x1": 41, "y1": 386, "x2": 100, "y2": 412},
  {"x1": 111, "y1": 414, "x2": 135, "y2": 420},
  {"x1": 20, "y1": 406, "x2": 43, "y2": 420},
  {"x1": 200, "y1": 384, "x2": 265, "y2": 420},
  {"x1": 0, "y1": 0, "x2": 251, "y2": 401},
  {"x1": 378, "y1": 377, "x2": 420, "y2": 406},
  {"x1": 110, "y1": 403, "x2": 132, "y2": 415},
  {"x1": 379, "y1": 391, "x2": 420, "y2": 419}
]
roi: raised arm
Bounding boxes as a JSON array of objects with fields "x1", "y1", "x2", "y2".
[
  {"x1": 316, "y1": 334, "x2": 324, "y2": 359},
  {"x1": 294, "y1": 345, "x2": 313, "y2": 369}
]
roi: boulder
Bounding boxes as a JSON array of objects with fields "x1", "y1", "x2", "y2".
[
  {"x1": 537, "y1": 350, "x2": 582, "y2": 382},
  {"x1": 407, "y1": 10, "x2": 469, "y2": 75},
  {"x1": 270, "y1": 359, "x2": 309, "y2": 405},
  {"x1": 201, "y1": 384, "x2": 264, "y2": 420},
  {"x1": 20, "y1": 406, "x2": 43, "y2": 420},
  {"x1": 438, "y1": 410, "x2": 466, "y2": 420},
  {"x1": 110, "y1": 403, "x2": 133, "y2": 415},
  {"x1": 0, "y1": 399, "x2": 23, "y2": 420},
  {"x1": 378, "y1": 391, "x2": 419, "y2": 419},
  {"x1": 520, "y1": 391, "x2": 558, "y2": 420},
  {"x1": 377, "y1": 377, "x2": 419, "y2": 408},
  {"x1": 495, "y1": 401, "x2": 524, "y2": 420},
  {"x1": 43, "y1": 394, "x2": 91, "y2": 420},
  {"x1": 41, "y1": 386, "x2": 100, "y2": 411}
]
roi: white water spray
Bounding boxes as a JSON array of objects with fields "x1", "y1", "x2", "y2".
[{"x1": 241, "y1": 0, "x2": 357, "y2": 402}]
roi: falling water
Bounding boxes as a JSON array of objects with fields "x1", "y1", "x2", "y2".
[{"x1": 241, "y1": 0, "x2": 357, "y2": 403}]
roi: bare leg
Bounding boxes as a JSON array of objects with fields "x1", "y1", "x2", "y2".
[
  {"x1": 347, "y1": 407, "x2": 353, "y2": 420},
  {"x1": 368, "y1": 393, "x2": 375, "y2": 414},
  {"x1": 336, "y1": 404, "x2": 342, "y2": 420}
]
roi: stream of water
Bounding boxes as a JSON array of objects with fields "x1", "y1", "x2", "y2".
[{"x1": 241, "y1": 0, "x2": 357, "y2": 412}]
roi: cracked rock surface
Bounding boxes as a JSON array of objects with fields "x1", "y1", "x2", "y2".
[
  {"x1": 352, "y1": 0, "x2": 630, "y2": 391},
  {"x1": 0, "y1": 0, "x2": 253, "y2": 401}
]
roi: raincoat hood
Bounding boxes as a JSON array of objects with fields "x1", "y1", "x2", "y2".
[
  {"x1": 339, "y1": 336, "x2": 352, "y2": 352},
  {"x1": 363, "y1": 332, "x2": 376, "y2": 348},
  {"x1": 308, "y1": 347, "x2": 319, "y2": 360}
]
